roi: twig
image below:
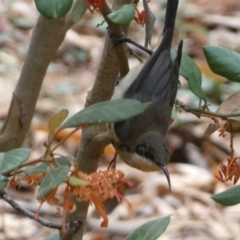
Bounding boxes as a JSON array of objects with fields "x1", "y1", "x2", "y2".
[
  {"x1": 0, "y1": 190, "x2": 83, "y2": 234},
  {"x1": 50, "y1": 127, "x2": 81, "y2": 152},
  {"x1": 127, "y1": 47, "x2": 145, "y2": 63},
  {"x1": 176, "y1": 100, "x2": 240, "y2": 119},
  {"x1": 0, "y1": 190, "x2": 62, "y2": 229}
]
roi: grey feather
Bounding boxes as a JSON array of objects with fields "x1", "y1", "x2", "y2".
[{"x1": 114, "y1": 33, "x2": 182, "y2": 141}]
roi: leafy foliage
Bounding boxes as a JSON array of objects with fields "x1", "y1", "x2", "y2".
[
  {"x1": 35, "y1": 0, "x2": 73, "y2": 19},
  {"x1": 60, "y1": 99, "x2": 149, "y2": 129},
  {"x1": 37, "y1": 165, "x2": 70, "y2": 199},
  {"x1": 204, "y1": 46, "x2": 240, "y2": 82},
  {"x1": 49, "y1": 109, "x2": 69, "y2": 133},
  {"x1": 212, "y1": 185, "x2": 240, "y2": 206},
  {"x1": 171, "y1": 50, "x2": 206, "y2": 103},
  {"x1": 126, "y1": 216, "x2": 170, "y2": 240},
  {"x1": 0, "y1": 148, "x2": 30, "y2": 175},
  {"x1": 0, "y1": 175, "x2": 8, "y2": 190},
  {"x1": 24, "y1": 157, "x2": 73, "y2": 175},
  {"x1": 107, "y1": 4, "x2": 135, "y2": 24}
]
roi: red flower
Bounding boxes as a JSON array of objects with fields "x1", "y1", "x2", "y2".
[
  {"x1": 85, "y1": 0, "x2": 105, "y2": 13},
  {"x1": 134, "y1": 6, "x2": 146, "y2": 26}
]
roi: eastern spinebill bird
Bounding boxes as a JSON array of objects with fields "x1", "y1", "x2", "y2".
[{"x1": 108, "y1": 0, "x2": 182, "y2": 190}]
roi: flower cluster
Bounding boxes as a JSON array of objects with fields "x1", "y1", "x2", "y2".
[
  {"x1": 216, "y1": 157, "x2": 240, "y2": 184},
  {"x1": 10, "y1": 172, "x2": 46, "y2": 188},
  {"x1": 11, "y1": 164, "x2": 130, "y2": 232},
  {"x1": 67, "y1": 165, "x2": 131, "y2": 228}
]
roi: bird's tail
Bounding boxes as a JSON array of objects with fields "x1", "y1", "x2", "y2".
[{"x1": 162, "y1": 0, "x2": 179, "y2": 45}]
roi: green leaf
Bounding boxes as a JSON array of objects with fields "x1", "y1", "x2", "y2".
[
  {"x1": 44, "y1": 232, "x2": 60, "y2": 240},
  {"x1": 203, "y1": 46, "x2": 240, "y2": 82},
  {"x1": 171, "y1": 50, "x2": 207, "y2": 102},
  {"x1": 37, "y1": 165, "x2": 70, "y2": 199},
  {"x1": 25, "y1": 156, "x2": 73, "y2": 175},
  {"x1": 68, "y1": 176, "x2": 90, "y2": 186},
  {"x1": 126, "y1": 216, "x2": 170, "y2": 240},
  {"x1": 60, "y1": 99, "x2": 149, "y2": 129},
  {"x1": 49, "y1": 109, "x2": 68, "y2": 132},
  {"x1": 107, "y1": 4, "x2": 135, "y2": 24},
  {"x1": 34, "y1": 0, "x2": 73, "y2": 19},
  {"x1": 69, "y1": 0, "x2": 87, "y2": 23},
  {"x1": 0, "y1": 148, "x2": 30, "y2": 175},
  {"x1": 25, "y1": 163, "x2": 48, "y2": 176},
  {"x1": 0, "y1": 175, "x2": 9, "y2": 190},
  {"x1": 212, "y1": 185, "x2": 240, "y2": 206}
]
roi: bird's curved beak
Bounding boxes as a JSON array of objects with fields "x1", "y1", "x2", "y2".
[{"x1": 158, "y1": 163, "x2": 171, "y2": 192}]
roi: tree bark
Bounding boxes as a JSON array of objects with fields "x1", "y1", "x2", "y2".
[{"x1": 0, "y1": 16, "x2": 73, "y2": 151}]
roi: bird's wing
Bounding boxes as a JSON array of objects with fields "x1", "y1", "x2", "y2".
[
  {"x1": 114, "y1": 38, "x2": 182, "y2": 142},
  {"x1": 113, "y1": 0, "x2": 182, "y2": 142},
  {"x1": 124, "y1": 30, "x2": 173, "y2": 101}
]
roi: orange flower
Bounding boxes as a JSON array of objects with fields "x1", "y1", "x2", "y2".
[
  {"x1": 67, "y1": 168, "x2": 131, "y2": 227},
  {"x1": 35, "y1": 187, "x2": 58, "y2": 220},
  {"x1": 63, "y1": 187, "x2": 76, "y2": 213},
  {"x1": 216, "y1": 157, "x2": 240, "y2": 184},
  {"x1": 20, "y1": 172, "x2": 46, "y2": 186},
  {"x1": 90, "y1": 192, "x2": 108, "y2": 227}
]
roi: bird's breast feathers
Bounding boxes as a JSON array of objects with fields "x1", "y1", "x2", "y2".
[{"x1": 116, "y1": 147, "x2": 161, "y2": 172}]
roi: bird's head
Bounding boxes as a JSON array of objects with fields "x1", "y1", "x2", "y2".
[{"x1": 113, "y1": 131, "x2": 171, "y2": 190}]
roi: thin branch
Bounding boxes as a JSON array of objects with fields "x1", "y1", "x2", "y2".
[
  {"x1": 0, "y1": 190, "x2": 62, "y2": 229},
  {"x1": 176, "y1": 100, "x2": 240, "y2": 119},
  {"x1": 0, "y1": 190, "x2": 83, "y2": 234},
  {"x1": 111, "y1": 36, "x2": 153, "y2": 55},
  {"x1": 50, "y1": 127, "x2": 81, "y2": 152}
]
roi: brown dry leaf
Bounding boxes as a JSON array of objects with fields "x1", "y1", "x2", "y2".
[
  {"x1": 205, "y1": 90, "x2": 240, "y2": 136},
  {"x1": 143, "y1": 0, "x2": 156, "y2": 47}
]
